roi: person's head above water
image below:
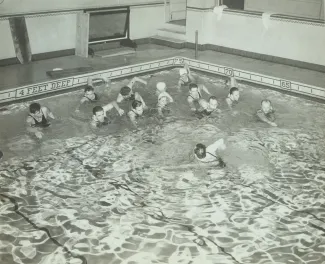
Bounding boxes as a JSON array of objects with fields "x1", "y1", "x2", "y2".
[
  {"x1": 92, "y1": 106, "x2": 106, "y2": 122},
  {"x1": 229, "y1": 87, "x2": 240, "y2": 101},
  {"x1": 120, "y1": 86, "x2": 132, "y2": 97},
  {"x1": 131, "y1": 100, "x2": 144, "y2": 115},
  {"x1": 156, "y1": 82, "x2": 166, "y2": 93},
  {"x1": 194, "y1": 143, "x2": 206, "y2": 159},
  {"x1": 84, "y1": 85, "x2": 95, "y2": 95},
  {"x1": 29, "y1": 103, "x2": 43, "y2": 118},
  {"x1": 189, "y1": 83, "x2": 199, "y2": 94},
  {"x1": 261, "y1": 99, "x2": 273, "y2": 114},
  {"x1": 208, "y1": 96, "x2": 218, "y2": 109}
]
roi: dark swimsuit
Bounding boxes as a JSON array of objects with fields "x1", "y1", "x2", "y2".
[
  {"x1": 188, "y1": 91, "x2": 202, "y2": 101},
  {"x1": 30, "y1": 110, "x2": 50, "y2": 128},
  {"x1": 95, "y1": 117, "x2": 109, "y2": 128}
]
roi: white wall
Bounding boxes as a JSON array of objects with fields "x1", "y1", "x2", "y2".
[
  {"x1": 129, "y1": 4, "x2": 166, "y2": 39},
  {"x1": 186, "y1": 9, "x2": 325, "y2": 66},
  {"x1": 0, "y1": 0, "x2": 166, "y2": 16},
  {"x1": 0, "y1": 20, "x2": 16, "y2": 59},
  {"x1": 26, "y1": 14, "x2": 77, "y2": 54},
  {"x1": 245, "y1": 0, "x2": 323, "y2": 19}
]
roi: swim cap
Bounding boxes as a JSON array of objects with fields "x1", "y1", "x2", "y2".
[
  {"x1": 156, "y1": 82, "x2": 166, "y2": 92},
  {"x1": 179, "y1": 68, "x2": 187, "y2": 76}
]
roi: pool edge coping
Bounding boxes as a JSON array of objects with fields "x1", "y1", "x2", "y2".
[{"x1": 1, "y1": 56, "x2": 325, "y2": 105}]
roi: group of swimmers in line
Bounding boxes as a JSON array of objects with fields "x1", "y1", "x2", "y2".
[{"x1": 23, "y1": 63, "x2": 277, "y2": 166}]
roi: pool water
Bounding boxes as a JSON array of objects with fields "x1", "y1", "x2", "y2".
[{"x1": 1, "y1": 69, "x2": 325, "y2": 264}]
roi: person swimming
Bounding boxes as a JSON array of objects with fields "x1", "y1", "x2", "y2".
[
  {"x1": 90, "y1": 101, "x2": 124, "y2": 130},
  {"x1": 195, "y1": 96, "x2": 221, "y2": 119},
  {"x1": 177, "y1": 63, "x2": 195, "y2": 91},
  {"x1": 116, "y1": 77, "x2": 148, "y2": 110},
  {"x1": 193, "y1": 139, "x2": 226, "y2": 167},
  {"x1": 256, "y1": 99, "x2": 277, "y2": 127},
  {"x1": 187, "y1": 83, "x2": 211, "y2": 111},
  {"x1": 225, "y1": 76, "x2": 238, "y2": 90},
  {"x1": 127, "y1": 100, "x2": 145, "y2": 128},
  {"x1": 75, "y1": 86, "x2": 99, "y2": 112},
  {"x1": 156, "y1": 82, "x2": 174, "y2": 117},
  {"x1": 26, "y1": 103, "x2": 55, "y2": 139},
  {"x1": 226, "y1": 87, "x2": 240, "y2": 115}
]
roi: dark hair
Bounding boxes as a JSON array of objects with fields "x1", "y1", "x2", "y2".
[
  {"x1": 93, "y1": 106, "x2": 103, "y2": 115},
  {"x1": 261, "y1": 99, "x2": 271, "y2": 105},
  {"x1": 131, "y1": 100, "x2": 142, "y2": 109},
  {"x1": 120, "y1": 86, "x2": 131, "y2": 96},
  {"x1": 229, "y1": 87, "x2": 239, "y2": 95},
  {"x1": 84, "y1": 85, "x2": 94, "y2": 93},
  {"x1": 194, "y1": 143, "x2": 206, "y2": 159},
  {"x1": 189, "y1": 83, "x2": 198, "y2": 90},
  {"x1": 209, "y1": 96, "x2": 217, "y2": 101},
  {"x1": 29, "y1": 103, "x2": 41, "y2": 113},
  {"x1": 0, "y1": 150, "x2": 3, "y2": 160}
]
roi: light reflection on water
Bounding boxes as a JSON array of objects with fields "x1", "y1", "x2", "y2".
[{"x1": 1, "y1": 69, "x2": 325, "y2": 264}]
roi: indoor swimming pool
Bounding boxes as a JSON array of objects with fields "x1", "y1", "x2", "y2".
[{"x1": 1, "y1": 68, "x2": 325, "y2": 264}]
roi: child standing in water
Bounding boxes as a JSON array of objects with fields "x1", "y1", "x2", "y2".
[
  {"x1": 116, "y1": 77, "x2": 148, "y2": 110},
  {"x1": 90, "y1": 101, "x2": 124, "y2": 130},
  {"x1": 155, "y1": 82, "x2": 174, "y2": 117},
  {"x1": 226, "y1": 87, "x2": 240, "y2": 115},
  {"x1": 256, "y1": 99, "x2": 277, "y2": 127},
  {"x1": 195, "y1": 96, "x2": 221, "y2": 119},
  {"x1": 26, "y1": 103, "x2": 55, "y2": 139},
  {"x1": 127, "y1": 100, "x2": 145, "y2": 128},
  {"x1": 187, "y1": 83, "x2": 211, "y2": 111},
  {"x1": 75, "y1": 86, "x2": 99, "y2": 112},
  {"x1": 177, "y1": 63, "x2": 195, "y2": 91},
  {"x1": 225, "y1": 76, "x2": 238, "y2": 90}
]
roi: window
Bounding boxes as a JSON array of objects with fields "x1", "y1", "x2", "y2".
[{"x1": 87, "y1": 7, "x2": 130, "y2": 43}]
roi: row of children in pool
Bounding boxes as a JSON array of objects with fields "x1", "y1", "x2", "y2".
[{"x1": 24, "y1": 63, "x2": 277, "y2": 165}]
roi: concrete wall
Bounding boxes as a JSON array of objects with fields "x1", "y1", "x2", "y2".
[
  {"x1": 0, "y1": 0, "x2": 167, "y2": 15},
  {"x1": 26, "y1": 14, "x2": 77, "y2": 54},
  {"x1": 0, "y1": 2, "x2": 166, "y2": 59},
  {"x1": 245, "y1": 0, "x2": 323, "y2": 19},
  {"x1": 186, "y1": 8, "x2": 325, "y2": 66},
  {"x1": 129, "y1": 4, "x2": 166, "y2": 39},
  {"x1": 0, "y1": 20, "x2": 16, "y2": 60}
]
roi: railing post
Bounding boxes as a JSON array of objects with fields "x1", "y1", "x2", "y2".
[{"x1": 195, "y1": 30, "x2": 198, "y2": 59}]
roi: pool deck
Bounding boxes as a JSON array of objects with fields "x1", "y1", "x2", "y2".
[{"x1": 0, "y1": 43, "x2": 325, "y2": 98}]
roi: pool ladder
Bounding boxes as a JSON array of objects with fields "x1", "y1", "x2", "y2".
[{"x1": 195, "y1": 30, "x2": 198, "y2": 59}]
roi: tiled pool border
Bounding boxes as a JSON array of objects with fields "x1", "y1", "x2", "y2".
[{"x1": 0, "y1": 56, "x2": 324, "y2": 104}]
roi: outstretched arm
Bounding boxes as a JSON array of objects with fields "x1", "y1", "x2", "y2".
[
  {"x1": 128, "y1": 77, "x2": 147, "y2": 89},
  {"x1": 199, "y1": 84, "x2": 211, "y2": 95},
  {"x1": 207, "y1": 139, "x2": 226, "y2": 154},
  {"x1": 185, "y1": 63, "x2": 195, "y2": 82}
]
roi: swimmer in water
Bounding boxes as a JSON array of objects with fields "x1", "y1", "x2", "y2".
[
  {"x1": 75, "y1": 86, "x2": 99, "y2": 112},
  {"x1": 187, "y1": 83, "x2": 211, "y2": 111},
  {"x1": 128, "y1": 100, "x2": 144, "y2": 128},
  {"x1": 256, "y1": 99, "x2": 277, "y2": 127},
  {"x1": 177, "y1": 63, "x2": 195, "y2": 91},
  {"x1": 90, "y1": 101, "x2": 124, "y2": 129},
  {"x1": 225, "y1": 76, "x2": 238, "y2": 90},
  {"x1": 87, "y1": 75, "x2": 110, "y2": 88},
  {"x1": 193, "y1": 139, "x2": 226, "y2": 167},
  {"x1": 26, "y1": 103, "x2": 55, "y2": 139},
  {"x1": 156, "y1": 82, "x2": 174, "y2": 117},
  {"x1": 116, "y1": 77, "x2": 148, "y2": 110},
  {"x1": 195, "y1": 96, "x2": 221, "y2": 119},
  {"x1": 226, "y1": 87, "x2": 240, "y2": 115}
]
